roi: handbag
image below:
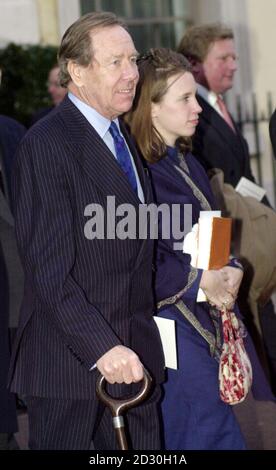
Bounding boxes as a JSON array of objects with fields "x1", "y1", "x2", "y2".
[{"x1": 219, "y1": 308, "x2": 253, "y2": 405}]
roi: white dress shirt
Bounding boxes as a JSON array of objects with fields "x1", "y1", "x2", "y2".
[
  {"x1": 197, "y1": 83, "x2": 224, "y2": 119},
  {"x1": 68, "y1": 92, "x2": 144, "y2": 202}
]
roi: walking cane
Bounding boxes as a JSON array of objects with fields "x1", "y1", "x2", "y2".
[{"x1": 96, "y1": 368, "x2": 152, "y2": 450}]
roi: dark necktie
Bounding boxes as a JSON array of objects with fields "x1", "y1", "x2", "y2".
[{"x1": 109, "y1": 121, "x2": 137, "y2": 194}]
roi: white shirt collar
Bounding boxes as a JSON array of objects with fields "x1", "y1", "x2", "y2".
[
  {"x1": 197, "y1": 83, "x2": 225, "y2": 117},
  {"x1": 68, "y1": 92, "x2": 120, "y2": 138},
  {"x1": 197, "y1": 84, "x2": 218, "y2": 107}
]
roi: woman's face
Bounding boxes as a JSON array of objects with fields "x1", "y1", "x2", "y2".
[{"x1": 151, "y1": 71, "x2": 202, "y2": 147}]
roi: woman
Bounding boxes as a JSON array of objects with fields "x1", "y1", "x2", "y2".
[{"x1": 126, "y1": 48, "x2": 247, "y2": 450}]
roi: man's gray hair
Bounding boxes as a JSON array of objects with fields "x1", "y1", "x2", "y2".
[{"x1": 58, "y1": 12, "x2": 127, "y2": 87}]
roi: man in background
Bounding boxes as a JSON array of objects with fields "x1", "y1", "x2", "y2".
[
  {"x1": 0, "y1": 65, "x2": 25, "y2": 448},
  {"x1": 30, "y1": 64, "x2": 67, "y2": 125}
]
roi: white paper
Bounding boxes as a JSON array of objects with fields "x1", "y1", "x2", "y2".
[
  {"x1": 198, "y1": 210, "x2": 221, "y2": 219},
  {"x1": 197, "y1": 287, "x2": 207, "y2": 302},
  {"x1": 235, "y1": 177, "x2": 266, "y2": 201},
  {"x1": 183, "y1": 211, "x2": 221, "y2": 303},
  {"x1": 182, "y1": 223, "x2": 199, "y2": 267},
  {"x1": 154, "y1": 317, "x2": 177, "y2": 369},
  {"x1": 197, "y1": 211, "x2": 221, "y2": 270}
]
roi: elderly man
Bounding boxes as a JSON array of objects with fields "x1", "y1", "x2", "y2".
[{"x1": 8, "y1": 12, "x2": 164, "y2": 450}]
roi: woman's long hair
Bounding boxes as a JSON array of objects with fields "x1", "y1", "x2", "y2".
[{"x1": 126, "y1": 48, "x2": 192, "y2": 163}]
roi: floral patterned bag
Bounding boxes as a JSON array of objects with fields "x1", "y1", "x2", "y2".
[{"x1": 219, "y1": 308, "x2": 253, "y2": 405}]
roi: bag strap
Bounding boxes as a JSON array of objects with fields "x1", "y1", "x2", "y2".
[
  {"x1": 175, "y1": 300, "x2": 221, "y2": 363},
  {"x1": 221, "y1": 308, "x2": 239, "y2": 343}
]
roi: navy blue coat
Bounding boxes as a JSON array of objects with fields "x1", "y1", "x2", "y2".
[{"x1": 149, "y1": 149, "x2": 274, "y2": 402}]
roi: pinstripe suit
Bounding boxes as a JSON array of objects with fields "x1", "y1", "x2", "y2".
[{"x1": 8, "y1": 96, "x2": 164, "y2": 449}]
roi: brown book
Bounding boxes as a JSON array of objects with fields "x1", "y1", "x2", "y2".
[
  {"x1": 197, "y1": 216, "x2": 232, "y2": 270},
  {"x1": 208, "y1": 217, "x2": 232, "y2": 269}
]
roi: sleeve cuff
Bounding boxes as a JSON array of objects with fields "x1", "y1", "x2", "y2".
[
  {"x1": 184, "y1": 268, "x2": 203, "y2": 298},
  {"x1": 228, "y1": 256, "x2": 244, "y2": 271}
]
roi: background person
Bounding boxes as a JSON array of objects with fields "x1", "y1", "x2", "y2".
[
  {"x1": 30, "y1": 64, "x2": 67, "y2": 125},
  {"x1": 0, "y1": 111, "x2": 25, "y2": 449}
]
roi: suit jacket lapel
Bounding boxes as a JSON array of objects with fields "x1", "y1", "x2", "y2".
[
  {"x1": 59, "y1": 97, "x2": 142, "y2": 206},
  {"x1": 58, "y1": 97, "x2": 153, "y2": 261},
  {"x1": 197, "y1": 95, "x2": 243, "y2": 158}
]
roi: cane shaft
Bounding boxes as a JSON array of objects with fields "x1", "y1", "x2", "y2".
[{"x1": 115, "y1": 427, "x2": 128, "y2": 450}]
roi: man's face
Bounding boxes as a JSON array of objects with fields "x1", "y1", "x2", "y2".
[
  {"x1": 48, "y1": 67, "x2": 67, "y2": 106},
  {"x1": 199, "y1": 39, "x2": 237, "y2": 94},
  {"x1": 70, "y1": 26, "x2": 139, "y2": 120}
]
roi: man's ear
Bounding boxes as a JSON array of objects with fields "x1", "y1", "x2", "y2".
[
  {"x1": 190, "y1": 60, "x2": 204, "y2": 82},
  {"x1": 192, "y1": 61, "x2": 202, "y2": 73},
  {"x1": 67, "y1": 60, "x2": 85, "y2": 87}
]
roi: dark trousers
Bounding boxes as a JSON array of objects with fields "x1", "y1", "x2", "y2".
[{"x1": 25, "y1": 384, "x2": 161, "y2": 450}]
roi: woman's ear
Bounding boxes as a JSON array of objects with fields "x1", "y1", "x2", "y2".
[
  {"x1": 151, "y1": 102, "x2": 159, "y2": 120},
  {"x1": 67, "y1": 60, "x2": 84, "y2": 87}
]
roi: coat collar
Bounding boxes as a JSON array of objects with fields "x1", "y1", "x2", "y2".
[{"x1": 196, "y1": 94, "x2": 245, "y2": 156}]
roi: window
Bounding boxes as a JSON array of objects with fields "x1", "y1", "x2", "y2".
[{"x1": 80, "y1": 0, "x2": 191, "y2": 52}]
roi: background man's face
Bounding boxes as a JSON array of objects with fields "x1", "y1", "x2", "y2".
[
  {"x1": 201, "y1": 39, "x2": 237, "y2": 94},
  {"x1": 48, "y1": 67, "x2": 67, "y2": 106}
]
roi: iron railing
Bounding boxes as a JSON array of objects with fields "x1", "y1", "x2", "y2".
[{"x1": 235, "y1": 92, "x2": 276, "y2": 206}]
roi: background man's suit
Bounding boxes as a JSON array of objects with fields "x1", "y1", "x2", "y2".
[
  {"x1": 192, "y1": 95, "x2": 276, "y2": 392},
  {"x1": 8, "y1": 96, "x2": 164, "y2": 449},
  {"x1": 0, "y1": 115, "x2": 25, "y2": 446},
  {"x1": 192, "y1": 95, "x2": 256, "y2": 186}
]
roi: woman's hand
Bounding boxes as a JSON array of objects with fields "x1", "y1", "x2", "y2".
[
  {"x1": 219, "y1": 266, "x2": 243, "y2": 300},
  {"x1": 200, "y1": 269, "x2": 236, "y2": 310}
]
